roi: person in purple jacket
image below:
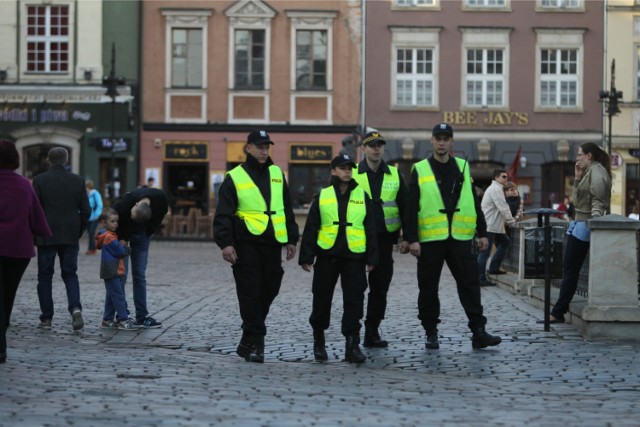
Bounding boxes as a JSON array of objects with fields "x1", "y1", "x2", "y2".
[{"x1": 0, "y1": 139, "x2": 52, "y2": 364}]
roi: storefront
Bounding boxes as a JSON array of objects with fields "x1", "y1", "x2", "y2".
[{"x1": 288, "y1": 143, "x2": 334, "y2": 208}]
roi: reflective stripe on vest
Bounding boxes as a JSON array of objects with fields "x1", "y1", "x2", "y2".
[
  {"x1": 413, "y1": 158, "x2": 476, "y2": 242},
  {"x1": 353, "y1": 165, "x2": 401, "y2": 232},
  {"x1": 227, "y1": 165, "x2": 288, "y2": 243},
  {"x1": 317, "y1": 186, "x2": 367, "y2": 253}
]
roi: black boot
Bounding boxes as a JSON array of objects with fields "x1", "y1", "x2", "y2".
[
  {"x1": 471, "y1": 328, "x2": 502, "y2": 349},
  {"x1": 236, "y1": 332, "x2": 252, "y2": 361},
  {"x1": 344, "y1": 335, "x2": 366, "y2": 364},
  {"x1": 313, "y1": 330, "x2": 328, "y2": 361},
  {"x1": 363, "y1": 321, "x2": 388, "y2": 348},
  {"x1": 0, "y1": 352, "x2": 6, "y2": 364},
  {"x1": 425, "y1": 329, "x2": 440, "y2": 350},
  {"x1": 248, "y1": 335, "x2": 265, "y2": 363}
]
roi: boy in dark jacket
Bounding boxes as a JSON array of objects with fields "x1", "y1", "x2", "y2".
[{"x1": 299, "y1": 154, "x2": 378, "y2": 363}]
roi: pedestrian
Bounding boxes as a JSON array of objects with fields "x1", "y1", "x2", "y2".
[
  {"x1": 0, "y1": 140, "x2": 52, "y2": 363},
  {"x1": 95, "y1": 208, "x2": 137, "y2": 331},
  {"x1": 32, "y1": 147, "x2": 90, "y2": 331},
  {"x1": 352, "y1": 130, "x2": 408, "y2": 348},
  {"x1": 477, "y1": 169, "x2": 517, "y2": 284},
  {"x1": 299, "y1": 154, "x2": 378, "y2": 363},
  {"x1": 405, "y1": 123, "x2": 502, "y2": 350},
  {"x1": 213, "y1": 130, "x2": 299, "y2": 363},
  {"x1": 503, "y1": 182, "x2": 523, "y2": 220},
  {"x1": 542, "y1": 142, "x2": 611, "y2": 324},
  {"x1": 112, "y1": 187, "x2": 168, "y2": 328},
  {"x1": 85, "y1": 180, "x2": 103, "y2": 255}
]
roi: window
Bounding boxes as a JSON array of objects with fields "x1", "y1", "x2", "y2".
[
  {"x1": 395, "y1": 48, "x2": 434, "y2": 106},
  {"x1": 539, "y1": 0, "x2": 581, "y2": 8},
  {"x1": 296, "y1": 30, "x2": 327, "y2": 90},
  {"x1": 26, "y1": 5, "x2": 69, "y2": 73},
  {"x1": 234, "y1": 29, "x2": 265, "y2": 89},
  {"x1": 465, "y1": 49, "x2": 505, "y2": 107},
  {"x1": 395, "y1": 0, "x2": 436, "y2": 6},
  {"x1": 466, "y1": 0, "x2": 506, "y2": 6},
  {"x1": 171, "y1": 28, "x2": 203, "y2": 88},
  {"x1": 540, "y1": 49, "x2": 578, "y2": 107}
]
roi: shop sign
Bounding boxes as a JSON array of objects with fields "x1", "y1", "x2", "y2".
[
  {"x1": 442, "y1": 111, "x2": 529, "y2": 126},
  {"x1": 289, "y1": 144, "x2": 333, "y2": 163},
  {"x1": 629, "y1": 149, "x2": 640, "y2": 158},
  {"x1": 95, "y1": 137, "x2": 130, "y2": 152},
  {"x1": 0, "y1": 107, "x2": 92, "y2": 124},
  {"x1": 164, "y1": 141, "x2": 209, "y2": 162}
]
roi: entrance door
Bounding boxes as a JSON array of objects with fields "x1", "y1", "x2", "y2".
[
  {"x1": 99, "y1": 158, "x2": 128, "y2": 205},
  {"x1": 541, "y1": 162, "x2": 574, "y2": 209},
  {"x1": 626, "y1": 163, "x2": 640, "y2": 216}
]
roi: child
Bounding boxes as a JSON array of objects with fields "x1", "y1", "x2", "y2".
[
  {"x1": 503, "y1": 182, "x2": 523, "y2": 220},
  {"x1": 95, "y1": 208, "x2": 137, "y2": 330},
  {"x1": 298, "y1": 154, "x2": 378, "y2": 363}
]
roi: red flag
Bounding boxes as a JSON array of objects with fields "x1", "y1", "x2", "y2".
[{"x1": 508, "y1": 145, "x2": 522, "y2": 182}]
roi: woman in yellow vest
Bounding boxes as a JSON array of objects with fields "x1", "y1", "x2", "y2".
[{"x1": 299, "y1": 154, "x2": 378, "y2": 363}]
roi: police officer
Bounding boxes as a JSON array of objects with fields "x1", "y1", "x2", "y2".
[
  {"x1": 299, "y1": 154, "x2": 378, "y2": 363},
  {"x1": 352, "y1": 130, "x2": 408, "y2": 348},
  {"x1": 213, "y1": 130, "x2": 299, "y2": 363},
  {"x1": 405, "y1": 123, "x2": 502, "y2": 350}
]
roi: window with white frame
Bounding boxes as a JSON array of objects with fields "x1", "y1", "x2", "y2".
[
  {"x1": 234, "y1": 29, "x2": 265, "y2": 89},
  {"x1": 465, "y1": 0, "x2": 507, "y2": 7},
  {"x1": 465, "y1": 48, "x2": 505, "y2": 107},
  {"x1": 171, "y1": 28, "x2": 203, "y2": 88},
  {"x1": 395, "y1": 0, "x2": 436, "y2": 6},
  {"x1": 539, "y1": 48, "x2": 578, "y2": 107},
  {"x1": 539, "y1": 0, "x2": 581, "y2": 9},
  {"x1": 395, "y1": 48, "x2": 435, "y2": 106},
  {"x1": 296, "y1": 29, "x2": 327, "y2": 90},
  {"x1": 26, "y1": 5, "x2": 70, "y2": 73}
]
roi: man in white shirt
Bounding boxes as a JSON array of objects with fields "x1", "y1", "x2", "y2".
[{"x1": 477, "y1": 169, "x2": 516, "y2": 286}]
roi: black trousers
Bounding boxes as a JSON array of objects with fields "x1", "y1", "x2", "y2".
[
  {"x1": 232, "y1": 243, "x2": 284, "y2": 337},
  {"x1": 366, "y1": 232, "x2": 395, "y2": 324},
  {"x1": 416, "y1": 238, "x2": 486, "y2": 332},
  {"x1": 1, "y1": 257, "x2": 31, "y2": 355},
  {"x1": 309, "y1": 256, "x2": 367, "y2": 337}
]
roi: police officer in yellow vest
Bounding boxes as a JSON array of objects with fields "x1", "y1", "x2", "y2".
[
  {"x1": 405, "y1": 123, "x2": 502, "y2": 350},
  {"x1": 299, "y1": 154, "x2": 378, "y2": 363},
  {"x1": 353, "y1": 130, "x2": 409, "y2": 348},
  {"x1": 214, "y1": 130, "x2": 299, "y2": 363}
]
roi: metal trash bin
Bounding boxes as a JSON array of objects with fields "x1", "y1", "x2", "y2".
[{"x1": 523, "y1": 226, "x2": 565, "y2": 279}]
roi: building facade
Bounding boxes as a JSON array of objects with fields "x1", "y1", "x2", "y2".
[
  {"x1": 140, "y1": 0, "x2": 362, "y2": 215},
  {"x1": 0, "y1": 0, "x2": 141, "y2": 202},
  {"x1": 364, "y1": 0, "x2": 604, "y2": 208}
]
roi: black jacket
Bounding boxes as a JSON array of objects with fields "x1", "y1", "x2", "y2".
[
  {"x1": 298, "y1": 178, "x2": 378, "y2": 267},
  {"x1": 33, "y1": 165, "x2": 90, "y2": 246},
  {"x1": 113, "y1": 188, "x2": 169, "y2": 241},
  {"x1": 213, "y1": 155, "x2": 299, "y2": 249}
]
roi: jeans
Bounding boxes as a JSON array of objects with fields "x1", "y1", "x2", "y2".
[
  {"x1": 104, "y1": 231, "x2": 150, "y2": 322},
  {"x1": 551, "y1": 234, "x2": 590, "y2": 320},
  {"x1": 37, "y1": 245, "x2": 82, "y2": 321},
  {"x1": 103, "y1": 274, "x2": 129, "y2": 322},
  {"x1": 87, "y1": 220, "x2": 99, "y2": 250},
  {"x1": 477, "y1": 232, "x2": 510, "y2": 281}
]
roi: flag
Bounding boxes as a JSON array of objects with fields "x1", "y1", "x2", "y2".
[{"x1": 508, "y1": 145, "x2": 522, "y2": 182}]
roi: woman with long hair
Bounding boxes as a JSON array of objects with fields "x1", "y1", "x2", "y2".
[{"x1": 544, "y1": 142, "x2": 612, "y2": 323}]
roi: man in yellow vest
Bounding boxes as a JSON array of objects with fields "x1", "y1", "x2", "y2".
[
  {"x1": 353, "y1": 130, "x2": 409, "y2": 348},
  {"x1": 299, "y1": 154, "x2": 378, "y2": 363},
  {"x1": 213, "y1": 130, "x2": 299, "y2": 363},
  {"x1": 405, "y1": 123, "x2": 502, "y2": 350}
]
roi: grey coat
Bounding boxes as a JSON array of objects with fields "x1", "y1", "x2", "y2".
[{"x1": 33, "y1": 165, "x2": 91, "y2": 246}]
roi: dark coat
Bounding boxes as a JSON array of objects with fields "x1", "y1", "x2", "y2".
[
  {"x1": 33, "y1": 165, "x2": 90, "y2": 246},
  {"x1": 113, "y1": 188, "x2": 169, "y2": 241}
]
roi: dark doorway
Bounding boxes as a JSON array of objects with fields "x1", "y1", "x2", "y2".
[
  {"x1": 165, "y1": 163, "x2": 209, "y2": 214},
  {"x1": 626, "y1": 163, "x2": 640, "y2": 216},
  {"x1": 289, "y1": 164, "x2": 330, "y2": 208},
  {"x1": 541, "y1": 162, "x2": 574, "y2": 209},
  {"x1": 99, "y1": 158, "x2": 129, "y2": 205}
]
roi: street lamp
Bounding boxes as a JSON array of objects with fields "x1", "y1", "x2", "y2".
[
  {"x1": 599, "y1": 59, "x2": 623, "y2": 155},
  {"x1": 102, "y1": 42, "x2": 125, "y2": 205}
]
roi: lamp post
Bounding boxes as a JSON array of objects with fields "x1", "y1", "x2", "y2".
[
  {"x1": 102, "y1": 43, "x2": 125, "y2": 205},
  {"x1": 599, "y1": 59, "x2": 623, "y2": 155}
]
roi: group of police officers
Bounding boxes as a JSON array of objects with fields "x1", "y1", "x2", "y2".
[{"x1": 213, "y1": 124, "x2": 502, "y2": 364}]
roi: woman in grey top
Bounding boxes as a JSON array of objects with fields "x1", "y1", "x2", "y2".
[{"x1": 546, "y1": 142, "x2": 611, "y2": 323}]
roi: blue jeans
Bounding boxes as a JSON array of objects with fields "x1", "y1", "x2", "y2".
[
  {"x1": 37, "y1": 245, "x2": 82, "y2": 321},
  {"x1": 104, "y1": 232, "x2": 150, "y2": 322},
  {"x1": 103, "y1": 274, "x2": 129, "y2": 322},
  {"x1": 477, "y1": 232, "x2": 510, "y2": 281},
  {"x1": 87, "y1": 220, "x2": 99, "y2": 250},
  {"x1": 551, "y1": 234, "x2": 589, "y2": 320}
]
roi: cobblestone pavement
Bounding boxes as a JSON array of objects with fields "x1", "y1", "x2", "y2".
[{"x1": 1, "y1": 240, "x2": 639, "y2": 426}]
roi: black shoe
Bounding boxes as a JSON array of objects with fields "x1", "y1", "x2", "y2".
[
  {"x1": 344, "y1": 335, "x2": 366, "y2": 363},
  {"x1": 248, "y1": 336, "x2": 264, "y2": 363},
  {"x1": 0, "y1": 352, "x2": 6, "y2": 364},
  {"x1": 236, "y1": 341, "x2": 252, "y2": 361},
  {"x1": 488, "y1": 270, "x2": 507, "y2": 275},
  {"x1": 425, "y1": 332, "x2": 440, "y2": 350},
  {"x1": 363, "y1": 324, "x2": 388, "y2": 348},
  {"x1": 480, "y1": 280, "x2": 496, "y2": 287},
  {"x1": 471, "y1": 328, "x2": 502, "y2": 349},
  {"x1": 313, "y1": 330, "x2": 328, "y2": 361}
]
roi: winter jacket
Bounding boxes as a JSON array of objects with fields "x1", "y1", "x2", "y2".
[
  {"x1": 481, "y1": 180, "x2": 516, "y2": 234},
  {"x1": 96, "y1": 229, "x2": 130, "y2": 279},
  {"x1": 572, "y1": 161, "x2": 611, "y2": 221}
]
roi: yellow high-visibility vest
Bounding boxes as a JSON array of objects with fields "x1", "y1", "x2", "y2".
[
  {"x1": 317, "y1": 186, "x2": 367, "y2": 253},
  {"x1": 227, "y1": 165, "x2": 288, "y2": 243},
  {"x1": 353, "y1": 165, "x2": 401, "y2": 232},
  {"x1": 413, "y1": 158, "x2": 476, "y2": 242}
]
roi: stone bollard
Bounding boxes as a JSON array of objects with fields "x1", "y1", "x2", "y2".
[{"x1": 582, "y1": 214, "x2": 640, "y2": 339}]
